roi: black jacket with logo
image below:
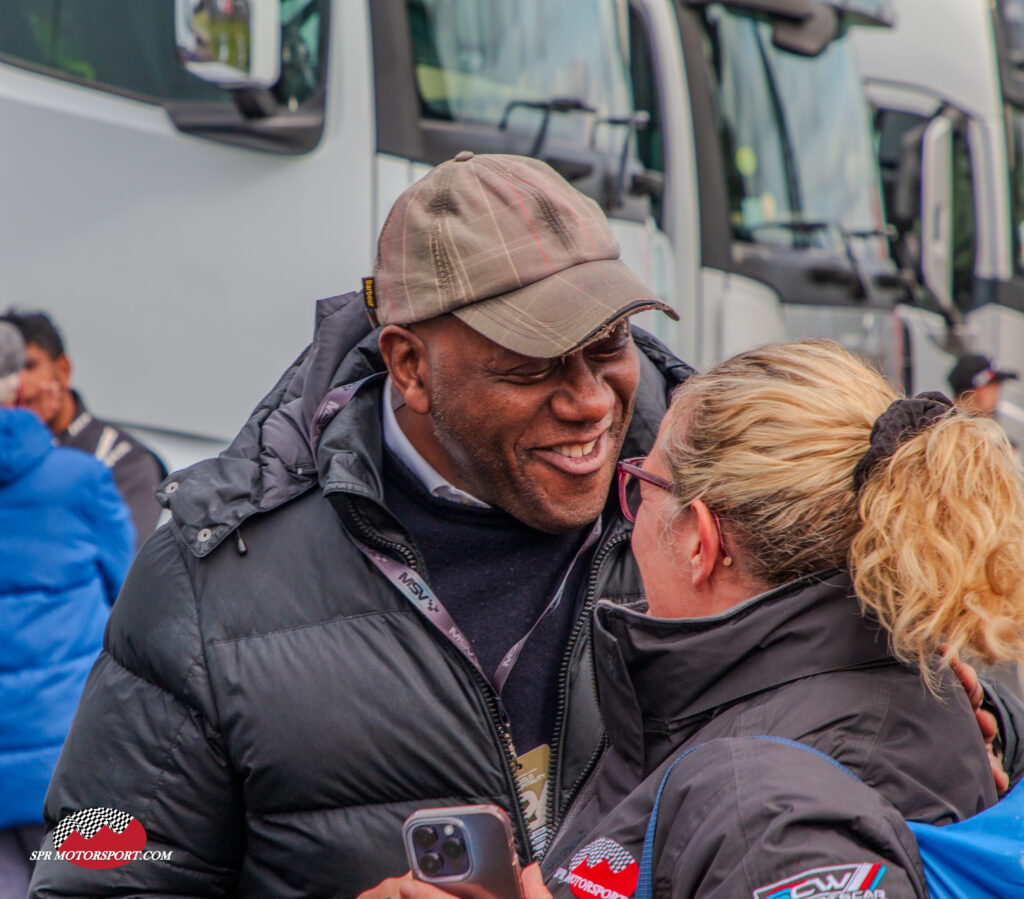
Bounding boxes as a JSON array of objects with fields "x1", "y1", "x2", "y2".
[
  {"x1": 29, "y1": 292, "x2": 692, "y2": 898},
  {"x1": 541, "y1": 572, "x2": 996, "y2": 899}
]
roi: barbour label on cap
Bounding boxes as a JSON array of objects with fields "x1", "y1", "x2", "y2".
[
  {"x1": 371, "y1": 152, "x2": 676, "y2": 358},
  {"x1": 362, "y1": 277, "x2": 379, "y2": 327}
]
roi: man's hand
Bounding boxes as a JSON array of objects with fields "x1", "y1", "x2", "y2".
[{"x1": 950, "y1": 655, "x2": 1010, "y2": 794}]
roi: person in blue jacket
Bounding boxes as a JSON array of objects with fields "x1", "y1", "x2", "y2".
[{"x1": 0, "y1": 322, "x2": 134, "y2": 898}]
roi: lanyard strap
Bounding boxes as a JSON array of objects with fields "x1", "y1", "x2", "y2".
[{"x1": 350, "y1": 518, "x2": 600, "y2": 699}]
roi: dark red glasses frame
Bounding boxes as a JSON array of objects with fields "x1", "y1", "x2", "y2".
[
  {"x1": 616, "y1": 456, "x2": 733, "y2": 565},
  {"x1": 617, "y1": 457, "x2": 672, "y2": 523}
]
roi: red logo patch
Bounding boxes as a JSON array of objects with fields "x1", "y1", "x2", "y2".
[
  {"x1": 560, "y1": 837, "x2": 639, "y2": 899},
  {"x1": 53, "y1": 808, "x2": 147, "y2": 869}
]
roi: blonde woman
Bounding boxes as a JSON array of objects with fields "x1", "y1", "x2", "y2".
[{"x1": 380, "y1": 340, "x2": 1024, "y2": 899}]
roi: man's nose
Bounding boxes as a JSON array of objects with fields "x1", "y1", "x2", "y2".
[{"x1": 550, "y1": 355, "x2": 614, "y2": 423}]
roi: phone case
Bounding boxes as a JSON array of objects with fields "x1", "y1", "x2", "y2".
[{"x1": 403, "y1": 804, "x2": 523, "y2": 899}]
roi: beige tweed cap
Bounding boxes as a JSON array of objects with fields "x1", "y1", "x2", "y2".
[{"x1": 369, "y1": 151, "x2": 677, "y2": 358}]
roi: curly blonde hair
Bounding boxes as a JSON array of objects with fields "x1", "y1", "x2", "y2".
[{"x1": 660, "y1": 339, "x2": 1024, "y2": 681}]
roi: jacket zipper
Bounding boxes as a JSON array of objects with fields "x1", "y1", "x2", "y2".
[
  {"x1": 340, "y1": 494, "x2": 534, "y2": 859},
  {"x1": 545, "y1": 529, "x2": 631, "y2": 841}
]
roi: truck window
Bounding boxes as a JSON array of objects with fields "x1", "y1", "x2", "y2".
[
  {"x1": 406, "y1": 0, "x2": 634, "y2": 156},
  {"x1": 627, "y1": 4, "x2": 664, "y2": 227},
  {"x1": 698, "y1": 4, "x2": 883, "y2": 257},
  {"x1": 1008, "y1": 109, "x2": 1024, "y2": 278},
  {"x1": 950, "y1": 130, "x2": 977, "y2": 310},
  {"x1": 0, "y1": 0, "x2": 325, "y2": 112}
]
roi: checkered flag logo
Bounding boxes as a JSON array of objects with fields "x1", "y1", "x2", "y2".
[
  {"x1": 569, "y1": 837, "x2": 636, "y2": 874},
  {"x1": 54, "y1": 808, "x2": 134, "y2": 850}
]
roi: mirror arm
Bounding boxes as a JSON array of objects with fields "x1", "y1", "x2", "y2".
[
  {"x1": 591, "y1": 111, "x2": 651, "y2": 209},
  {"x1": 231, "y1": 87, "x2": 279, "y2": 120}
]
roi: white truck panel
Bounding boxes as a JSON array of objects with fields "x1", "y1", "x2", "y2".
[{"x1": 0, "y1": 4, "x2": 376, "y2": 463}]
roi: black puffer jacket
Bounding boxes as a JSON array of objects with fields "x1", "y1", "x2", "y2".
[
  {"x1": 541, "y1": 571, "x2": 996, "y2": 898},
  {"x1": 29, "y1": 293, "x2": 692, "y2": 898}
]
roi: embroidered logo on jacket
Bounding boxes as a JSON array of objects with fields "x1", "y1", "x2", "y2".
[
  {"x1": 553, "y1": 837, "x2": 639, "y2": 899},
  {"x1": 753, "y1": 862, "x2": 887, "y2": 899}
]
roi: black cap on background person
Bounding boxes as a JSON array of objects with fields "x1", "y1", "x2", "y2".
[{"x1": 948, "y1": 353, "x2": 1018, "y2": 416}]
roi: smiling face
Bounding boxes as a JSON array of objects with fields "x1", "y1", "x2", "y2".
[{"x1": 387, "y1": 316, "x2": 641, "y2": 533}]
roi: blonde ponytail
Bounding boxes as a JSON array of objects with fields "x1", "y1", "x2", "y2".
[{"x1": 851, "y1": 414, "x2": 1024, "y2": 680}]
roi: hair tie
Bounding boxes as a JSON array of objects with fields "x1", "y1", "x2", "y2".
[{"x1": 852, "y1": 391, "x2": 953, "y2": 492}]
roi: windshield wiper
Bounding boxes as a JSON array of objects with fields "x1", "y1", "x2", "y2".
[{"x1": 498, "y1": 97, "x2": 596, "y2": 157}]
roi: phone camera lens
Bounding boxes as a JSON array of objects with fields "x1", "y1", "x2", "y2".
[
  {"x1": 419, "y1": 851, "x2": 443, "y2": 876},
  {"x1": 412, "y1": 826, "x2": 437, "y2": 850},
  {"x1": 441, "y1": 837, "x2": 465, "y2": 860}
]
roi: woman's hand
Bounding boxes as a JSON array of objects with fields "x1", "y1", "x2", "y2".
[
  {"x1": 394, "y1": 863, "x2": 552, "y2": 899},
  {"x1": 356, "y1": 871, "x2": 413, "y2": 899}
]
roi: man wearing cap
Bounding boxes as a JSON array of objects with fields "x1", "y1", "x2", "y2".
[
  {"x1": 0, "y1": 323, "x2": 133, "y2": 899},
  {"x1": 948, "y1": 352, "x2": 1019, "y2": 416},
  {"x1": 30, "y1": 153, "x2": 689, "y2": 897}
]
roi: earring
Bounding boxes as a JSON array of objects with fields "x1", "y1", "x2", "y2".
[{"x1": 722, "y1": 555, "x2": 733, "y2": 567}]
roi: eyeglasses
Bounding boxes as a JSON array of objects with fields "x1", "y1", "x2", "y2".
[
  {"x1": 617, "y1": 456, "x2": 673, "y2": 523},
  {"x1": 617, "y1": 456, "x2": 733, "y2": 566}
]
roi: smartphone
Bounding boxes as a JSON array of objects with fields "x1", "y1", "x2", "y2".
[{"x1": 403, "y1": 804, "x2": 524, "y2": 899}]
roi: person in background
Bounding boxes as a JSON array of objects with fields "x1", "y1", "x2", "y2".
[
  {"x1": 0, "y1": 309, "x2": 167, "y2": 549},
  {"x1": 0, "y1": 322, "x2": 134, "y2": 899},
  {"x1": 948, "y1": 352, "x2": 1019, "y2": 416}
]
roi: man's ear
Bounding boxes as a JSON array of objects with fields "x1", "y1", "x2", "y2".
[
  {"x1": 55, "y1": 354, "x2": 71, "y2": 391},
  {"x1": 378, "y1": 325, "x2": 431, "y2": 415}
]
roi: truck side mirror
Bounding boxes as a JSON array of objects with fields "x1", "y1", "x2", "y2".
[
  {"x1": 175, "y1": 0, "x2": 281, "y2": 89},
  {"x1": 919, "y1": 116, "x2": 954, "y2": 316}
]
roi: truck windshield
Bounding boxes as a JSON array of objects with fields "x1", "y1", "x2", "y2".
[
  {"x1": 699, "y1": 4, "x2": 884, "y2": 255},
  {"x1": 407, "y1": 0, "x2": 633, "y2": 152}
]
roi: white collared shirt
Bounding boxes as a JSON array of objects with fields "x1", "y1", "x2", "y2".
[{"x1": 382, "y1": 377, "x2": 490, "y2": 508}]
